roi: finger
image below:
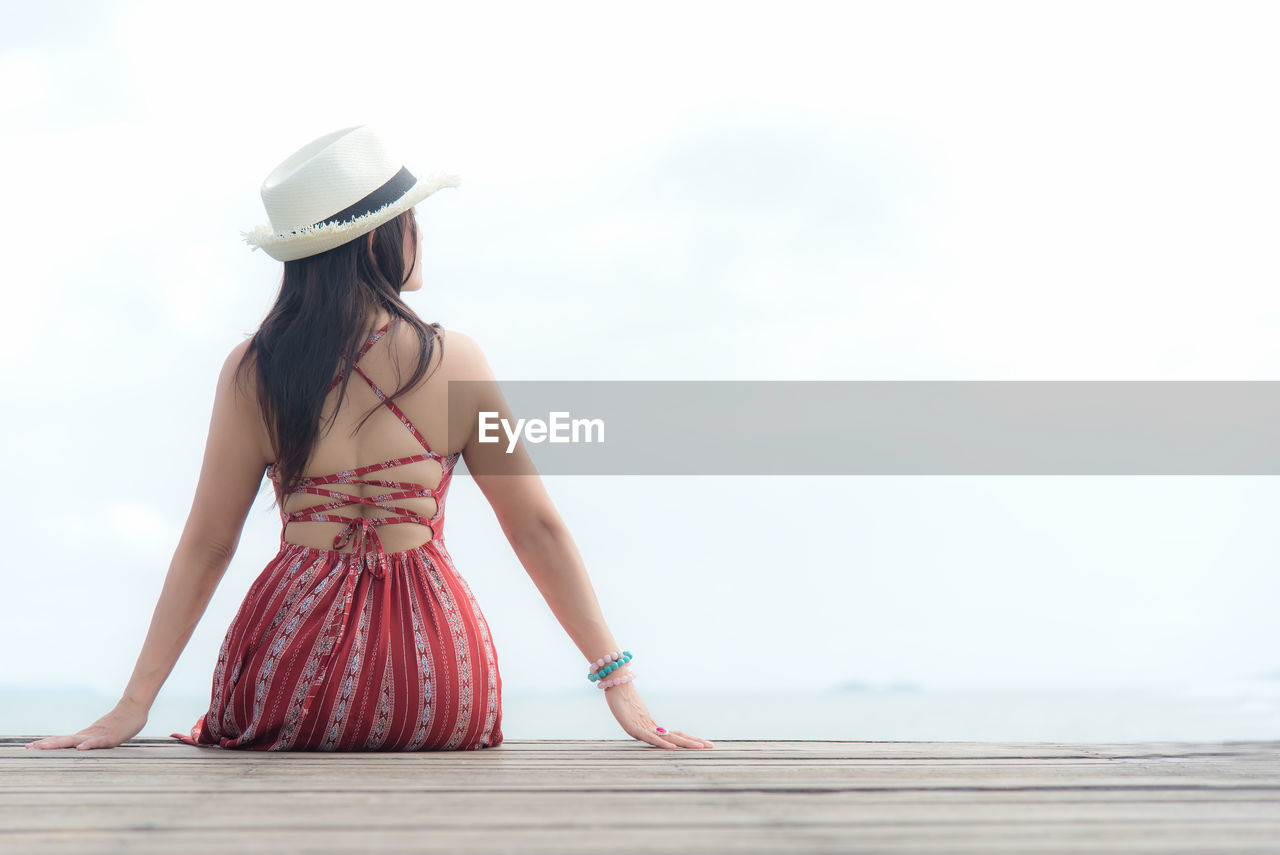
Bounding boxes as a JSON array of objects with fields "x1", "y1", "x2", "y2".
[
  {"x1": 663, "y1": 730, "x2": 714, "y2": 749},
  {"x1": 667, "y1": 730, "x2": 715, "y2": 748},
  {"x1": 28, "y1": 734, "x2": 81, "y2": 750},
  {"x1": 635, "y1": 729, "x2": 677, "y2": 749}
]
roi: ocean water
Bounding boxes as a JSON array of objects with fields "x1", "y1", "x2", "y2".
[{"x1": 5, "y1": 682, "x2": 1278, "y2": 743}]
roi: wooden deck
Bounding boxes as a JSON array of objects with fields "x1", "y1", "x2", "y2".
[{"x1": 4, "y1": 737, "x2": 1279, "y2": 853}]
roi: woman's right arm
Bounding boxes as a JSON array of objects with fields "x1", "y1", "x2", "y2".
[{"x1": 446, "y1": 332, "x2": 712, "y2": 750}]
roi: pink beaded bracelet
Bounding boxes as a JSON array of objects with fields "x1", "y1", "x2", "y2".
[
  {"x1": 597, "y1": 669, "x2": 636, "y2": 690},
  {"x1": 587, "y1": 650, "x2": 633, "y2": 683},
  {"x1": 589, "y1": 650, "x2": 627, "y2": 673}
]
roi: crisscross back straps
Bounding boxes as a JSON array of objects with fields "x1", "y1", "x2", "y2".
[
  {"x1": 268, "y1": 316, "x2": 463, "y2": 563},
  {"x1": 328, "y1": 318, "x2": 395, "y2": 394}
]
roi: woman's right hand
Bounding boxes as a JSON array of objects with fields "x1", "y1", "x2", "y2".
[
  {"x1": 25, "y1": 701, "x2": 148, "y2": 751},
  {"x1": 603, "y1": 678, "x2": 714, "y2": 749}
]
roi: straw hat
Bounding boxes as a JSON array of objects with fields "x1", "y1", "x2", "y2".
[{"x1": 241, "y1": 125, "x2": 460, "y2": 262}]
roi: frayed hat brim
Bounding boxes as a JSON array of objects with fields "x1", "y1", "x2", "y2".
[{"x1": 241, "y1": 172, "x2": 460, "y2": 262}]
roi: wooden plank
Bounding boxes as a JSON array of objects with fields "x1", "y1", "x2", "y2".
[
  {"x1": 9, "y1": 736, "x2": 1273, "y2": 757},
  {"x1": 6, "y1": 764, "x2": 1277, "y2": 793},
  {"x1": 3, "y1": 739, "x2": 1277, "y2": 854},
  {"x1": 4, "y1": 824, "x2": 1280, "y2": 855},
  {"x1": 3, "y1": 790, "x2": 1279, "y2": 829}
]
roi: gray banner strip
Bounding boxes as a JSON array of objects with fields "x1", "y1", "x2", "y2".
[{"x1": 446, "y1": 381, "x2": 1280, "y2": 475}]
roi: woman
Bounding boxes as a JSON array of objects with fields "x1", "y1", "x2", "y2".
[{"x1": 25, "y1": 125, "x2": 713, "y2": 752}]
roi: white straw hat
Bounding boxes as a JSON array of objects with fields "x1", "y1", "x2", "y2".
[{"x1": 241, "y1": 125, "x2": 460, "y2": 262}]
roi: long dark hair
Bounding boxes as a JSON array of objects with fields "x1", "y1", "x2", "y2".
[{"x1": 233, "y1": 208, "x2": 444, "y2": 502}]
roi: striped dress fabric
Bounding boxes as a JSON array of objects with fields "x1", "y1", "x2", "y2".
[{"x1": 171, "y1": 317, "x2": 503, "y2": 751}]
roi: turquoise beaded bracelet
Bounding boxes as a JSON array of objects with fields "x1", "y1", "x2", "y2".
[{"x1": 587, "y1": 650, "x2": 632, "y2": 682}]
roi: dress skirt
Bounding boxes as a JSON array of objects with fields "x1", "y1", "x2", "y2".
[{"x1": 170, "y1": 537, "x2": 503, "y2": 751}]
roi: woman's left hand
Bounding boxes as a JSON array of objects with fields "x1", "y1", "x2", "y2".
[
  {"x1": 25, "y1": 701, "x2": 148, "y2": 751},
  {"x1": 604, "y1": 678, "x2": 714, "y2": 749}
]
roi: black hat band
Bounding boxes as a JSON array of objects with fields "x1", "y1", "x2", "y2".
[{"x1": 310, "y1": 165, "x2": 417, "y2": 228}]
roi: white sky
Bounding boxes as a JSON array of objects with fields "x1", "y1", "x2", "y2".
[{"x1": 2, "y1": 0, "x2": 1278, "y2": 704}]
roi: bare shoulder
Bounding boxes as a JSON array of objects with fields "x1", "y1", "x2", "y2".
[
  {"x1": 219, "y1": 337, "x2": 259, "y2": 397},
  {"x1": 223, "y1": 336, "x2": 254, "y2": 368},
  {"x1": 234, "y1": 336, "x2": 257, "y2": 359},
  {"x1": 411, "y1": 327, "x2": 502, "y2": 452},
  {"x1": 416, "y1": 326, "x2": 496, "y2": 382}
]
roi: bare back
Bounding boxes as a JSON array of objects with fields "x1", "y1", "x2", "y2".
[{"x1": 267, "y1": 316, "x2": 457, "y2": 555}]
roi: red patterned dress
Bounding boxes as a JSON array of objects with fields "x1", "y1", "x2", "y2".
[{"x1": 171, "y1": 317, "x2": 503, "y2": 751}]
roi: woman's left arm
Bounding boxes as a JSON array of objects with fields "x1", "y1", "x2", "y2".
[{"x1": 27, "y1": 340, "x2": 269, "y2": 749}]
